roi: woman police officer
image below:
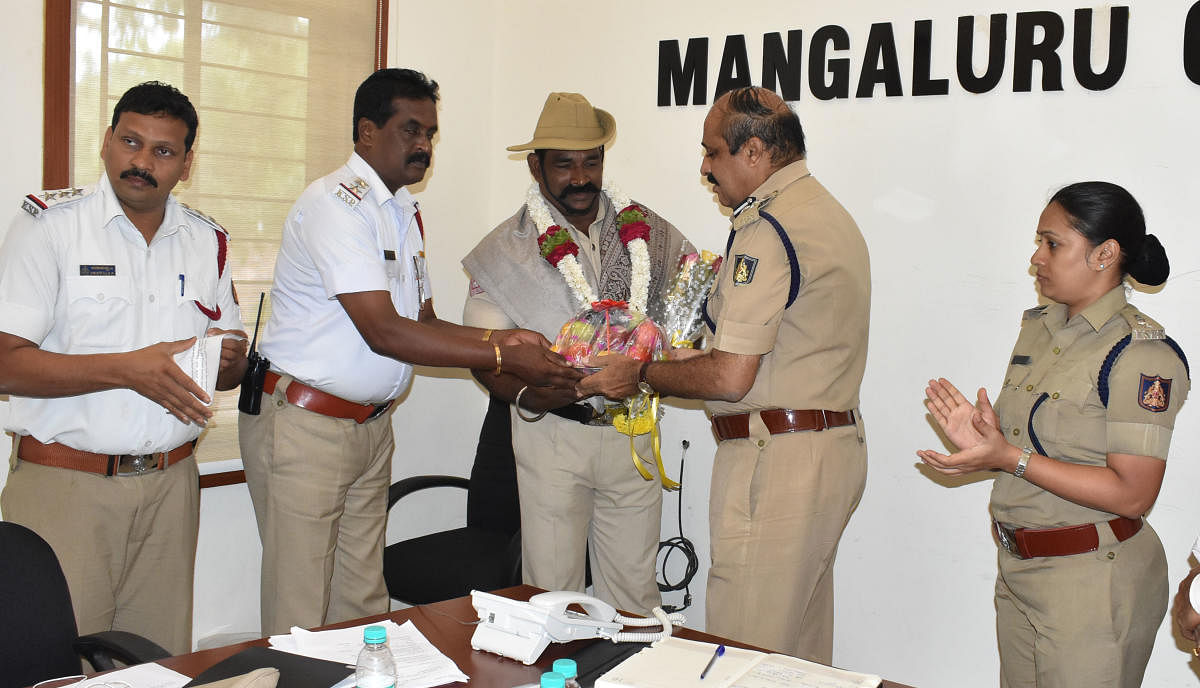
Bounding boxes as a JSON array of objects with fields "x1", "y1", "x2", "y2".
[{"x1": 918, "y1": 181, "x2": 1189, "y2": 687}]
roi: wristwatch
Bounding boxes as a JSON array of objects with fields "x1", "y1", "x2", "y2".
[
  {"x1": 1014, "y1": 447, "x2": 1033, "y2": 479},
  {"x1": 637, "y1": 361, "x2": 655, "y2": 396}
]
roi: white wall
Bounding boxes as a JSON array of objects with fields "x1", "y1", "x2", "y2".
[{"x1": 394, "y1": 2, "x2": 1200, "y2": 687}]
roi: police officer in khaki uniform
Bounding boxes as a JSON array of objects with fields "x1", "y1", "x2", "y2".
[
  {"x1": 580, "y1": 86, "x2": 871, "y2": 663},
  {"x1": 920, "y1": 182, "x2": 1188, "y2": 688}
]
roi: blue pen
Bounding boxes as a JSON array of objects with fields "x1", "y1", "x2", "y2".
[
  {"x1": 699, "y1": 644, "x2": 725, "y2": 679},
  {"x1": 179, "y1": 274, "x2": 185, "y2": 296}
]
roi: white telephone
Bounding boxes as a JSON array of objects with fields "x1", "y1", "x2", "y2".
[{"x1": 469, "y1": 590, "x2": 686, "y2": 665}]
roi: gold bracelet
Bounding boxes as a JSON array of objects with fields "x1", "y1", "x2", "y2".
[
  {"x1": 482, "y1": 329, "x2": 493, "y2": 342},
  {"x1": 493, "y1": 344, "x2": 502, "y2": 376}
]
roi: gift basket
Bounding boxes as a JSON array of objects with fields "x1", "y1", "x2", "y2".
[{"x1": 551, "y1": 300, "x2": 678, "y2": 490}]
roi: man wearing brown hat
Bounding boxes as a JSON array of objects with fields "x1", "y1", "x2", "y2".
[{"x1": 462, "y1": 93, "x2": 694, "y2": 613}]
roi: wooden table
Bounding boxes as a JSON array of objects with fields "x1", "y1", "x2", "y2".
[{"x1": 140, "y1": 586, "x2": 914, "y2": 687}]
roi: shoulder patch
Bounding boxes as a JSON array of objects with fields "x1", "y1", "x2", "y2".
[
  {"x1": 179, "y1": 202, "x2": 228, "y2": 235},
  {"x1": 468, "y1": 278, "x2": 486, "y2": 296},
  {"x1": 21, "y1": 187, "x2": 88, "y2": 218},
  {"x1": 1022, "y1": 305, "x2": 1048, "y2": 320},
  {"x1": 1138, "y1": 374, "x2": 1172, "y2": 412},
  {"x1": 733, "y1": 254, "x2": 758, "y2": 285},
  {"x1": 334, "y1": 177, "x2": 370, "y2": 208},
  {"x1": 1121, "y1": 308, "x2": 1166, "y2": 341}
]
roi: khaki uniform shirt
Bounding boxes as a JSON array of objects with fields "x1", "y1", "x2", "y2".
[
  {"x1": 704, "y1": 159, "x2": 870, "y2": 415},
  {"x1": 991, "y1": 286, "x2": 1189, "y2": 528}
]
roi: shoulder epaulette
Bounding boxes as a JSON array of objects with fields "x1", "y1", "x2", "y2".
[
  {"x1": 21, "y1": 186, "x2": 88, "y2": 219},
  {"x1": 178, "y1": 202, "x2": 229, "y2": 278},
  {"x1": 731, "y1": 204, "x2": 760, "y2": 231},
  {"x1": 1097, "y1": 307, "x2": 1188, "y2": 406},
  {"x1": 333, "y1": 176, "x2": 371, "y2": 209},
  {"x1": 1022, "y1": 305, "x2": 1048, "y2": 321},
  {"x1": 1120, "y1": 307, "x2": 1166, "y2": 341},
  {"x1": 179, "y1": 202, "x2": 228, "y2": 235}
]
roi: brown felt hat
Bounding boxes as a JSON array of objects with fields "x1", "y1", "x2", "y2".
[{"x1": 506, "y1": 92, "x2": 616, "y2": 152}]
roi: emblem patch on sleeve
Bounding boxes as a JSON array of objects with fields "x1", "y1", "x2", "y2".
[
  {"x1": 1138, "y1": 374, "x2": 1171, "y2": 412},
  {"x1": 468, "y1": 279, "x2": 486, "y2": 296},
  {"x1": 733, "y1": 254, "x2": 758, "y2": 285}
]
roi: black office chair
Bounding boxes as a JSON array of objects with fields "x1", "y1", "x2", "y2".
[
  {"x1": 0, "y1": 520, "x2": 170, "y2": 688},
  {"x1": 383, "y1": 396, "x2": 524, "y2": 604}
]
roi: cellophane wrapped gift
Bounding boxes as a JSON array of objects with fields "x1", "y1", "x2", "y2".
[
  {"x1": 552, "y1": 300, "x2": 667, "y2": 371},
  {"x1": 551, "y1": 301, "x2": 680, "y2": 490},
  {"x1": 648, "y1": 250, "x2": 723, "y2": 348}
]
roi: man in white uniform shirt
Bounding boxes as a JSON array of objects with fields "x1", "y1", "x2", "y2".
[
  {"x1": 239, "y1": 68, "x2": 580, "y2": 635},
  {"x1": 0, "y1": 81, "x2": 248, "y2": 654}
]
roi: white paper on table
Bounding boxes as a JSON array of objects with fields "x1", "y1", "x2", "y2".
[
  {"x1": 729, "y1": 654, "x2": 880, "y2": 688},
  {"x1": 597, "y1": 637, "x2": 879, "y2": 688},
  {"x1": 172, "y1": 334, "x2": 224, "y2": 405},
  {"x1": 273, "y1": 619, "x2": 469, "y2": 688},
  {"x1": 65, "y1": 662, "x2": 190, "y2": 688}
]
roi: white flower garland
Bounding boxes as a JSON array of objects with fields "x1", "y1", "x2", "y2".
[{"x1": 525, "y1": 181, "x2": 651, "y2": 313}]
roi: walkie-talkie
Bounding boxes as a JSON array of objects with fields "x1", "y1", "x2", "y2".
[{"x1": 238, "y1": 292, "x2": 271, "y2": 415}]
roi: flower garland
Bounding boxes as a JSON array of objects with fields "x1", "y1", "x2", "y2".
[{"x1": 528, "y1": 181, "x2": 652, "y2": 313}]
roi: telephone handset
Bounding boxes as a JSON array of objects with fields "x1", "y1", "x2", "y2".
[{"x1": 470, "y1": 590, "x2": 686, "y2": 665}]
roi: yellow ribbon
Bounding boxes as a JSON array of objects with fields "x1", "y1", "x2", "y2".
[
  {"x1": 669, "y1": 330, "x2": 693, "y2": 349},
  {"x1": 613, "y1": 394, "x2": 680, "y2": 491}
]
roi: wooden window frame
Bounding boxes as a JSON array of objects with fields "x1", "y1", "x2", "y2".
[{"x1": 42, "y1": 0, "x2": 388, "y2": 189}]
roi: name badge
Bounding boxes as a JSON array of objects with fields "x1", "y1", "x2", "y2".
[
  {"x1": 79, "y1": 265, "x2": 116, "y2": 276},
  {"x1": 383, "y1": 250, "x2": 397, "y2": 261}
]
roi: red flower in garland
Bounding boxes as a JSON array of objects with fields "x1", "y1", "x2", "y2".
[
  {"x1": 544, "y1": 242, "x2": 579, "y2": 267},
  {"x1": 619, "y1": 221, "x2": 651, "y2": 244}
]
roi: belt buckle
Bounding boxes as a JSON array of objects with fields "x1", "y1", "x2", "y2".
[
  {"x1": 815, "y1": 409, "x2": 829, "y2": 431},
  {"x1": 115, "y1": 453, "x2": 157, "y2": 477},
  {"x1": 587, "y1": 406, "x2": 616, "y2": 427},
  {"x1": 994, "y1": 522, "x2": 1025, "y2": 559}
]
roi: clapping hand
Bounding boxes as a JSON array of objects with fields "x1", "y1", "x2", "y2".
[{"x1": 917, "y1": 378, "x2": 1016, "y2": 475}]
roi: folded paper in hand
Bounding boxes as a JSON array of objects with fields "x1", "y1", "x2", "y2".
[
  {"x1": 596, "y1": 637, "x2": 881, "y2": 688},
  {"x1": 173, "y1": 334, "x2": 224, "y2": 405}
]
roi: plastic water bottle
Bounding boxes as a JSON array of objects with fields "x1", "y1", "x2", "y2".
[
  {"x1": 539, "y1": 672, "x2": 566, "y2": 688},
  {"x1": 552, "y1": 659, "x2": 581, "y2": 688},
  {"x1": 355, "y1": 625, "x2": 397, "y2": 688}
]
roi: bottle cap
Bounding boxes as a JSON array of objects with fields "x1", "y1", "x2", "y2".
[
  {"x1": 539, "y1": 671, "x2": 566, "y2": 688},
  {"x1": 363, "y1": 625, "x2": 387, "y2": 644},
  {"x1": 552, "y1": 659, "x2": 578, "y2": 679}
]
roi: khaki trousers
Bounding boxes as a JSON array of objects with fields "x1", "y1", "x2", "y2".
[
  {"x1": 996, "y1": 521, "x2": 1167, "y2": 688},
  {"x1": 1, "y1": 454, "x2": 199, "y2": 655},
  {"x1": 239, "y1": 377, "x2": 393, "y2": 635},
  {"x1": 706, "y1": 422, "x2": 866, "y2": 663},
  {"x1": 511, "y1": 410, "x2": 662, "y2": 615}
]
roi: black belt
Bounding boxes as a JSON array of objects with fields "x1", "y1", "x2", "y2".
[{"x1": 548, "y1": 403, "x2": 613, "y2": 426}]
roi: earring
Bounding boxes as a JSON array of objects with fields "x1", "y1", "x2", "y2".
[{"x1": 1099, "y1": 263, "x2": 1106, "y2": 269}]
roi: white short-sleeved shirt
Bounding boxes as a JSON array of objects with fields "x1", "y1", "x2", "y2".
[
  {"x1": 259, "y1": 153, "x2": 427, "y2": 405},
  {"x1": 0, "y1": 175, "x2": 243, "y2": 454}
]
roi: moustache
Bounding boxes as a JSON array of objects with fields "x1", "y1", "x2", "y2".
[
  {"x1": 406, "y1": 152, "x2": 431, "y2": 166},
  {"x1": 120, "y1": 168, "x2": 158, "y2": 188},
  {"x1": 556, "y1": 183, "x2": 600, "y2": 203},
  {"x1": 706, "y1": 173, "x2": 719, "y2": 186}
]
